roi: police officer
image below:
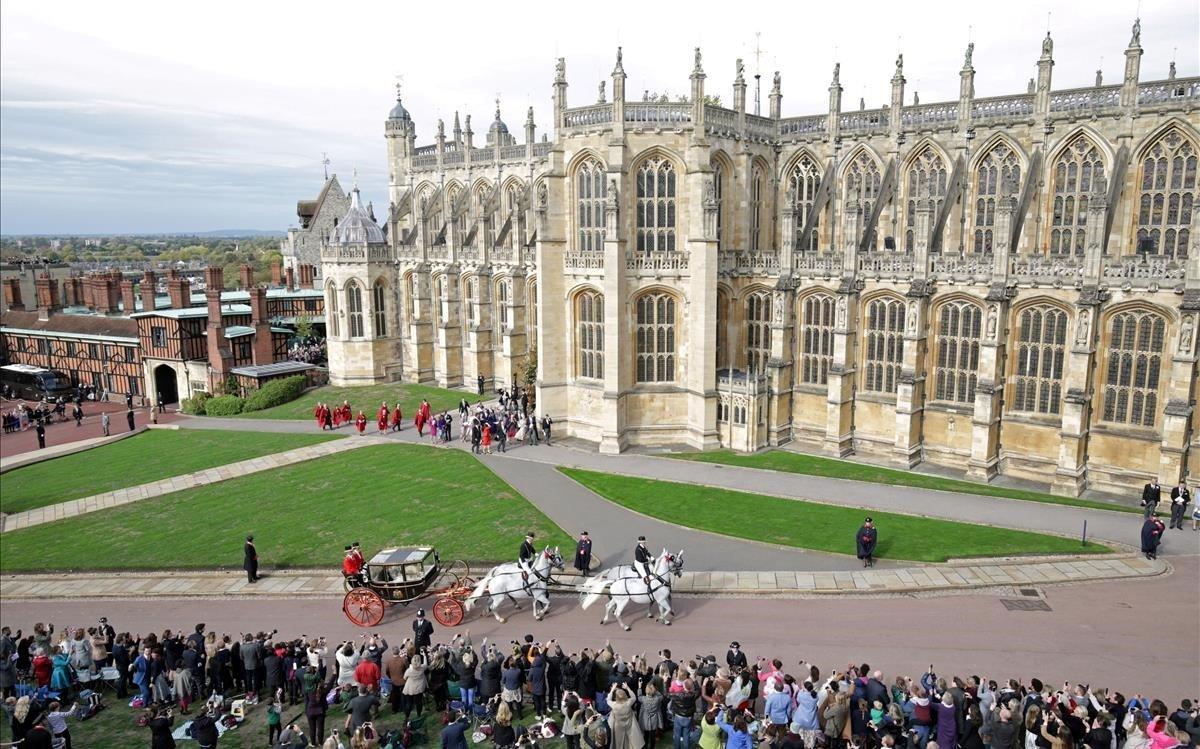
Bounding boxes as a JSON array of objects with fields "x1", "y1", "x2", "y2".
[{"x1": 634, "y1": 535, "x2": 653, "y2": 584}]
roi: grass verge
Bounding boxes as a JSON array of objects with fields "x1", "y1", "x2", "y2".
[
  {"x1": 1, "y1": 429, "x2": 340, "y2": 514},
  {"x1": 1, "y1": 444, "x2": 572, "y2": 572},
  {"x1": 560, "y1": 468, "x2": 1109, "y2": 562},
  {"x1": 668, "y1": 449, "x2": 1140, "y2": 514},
  {"x1": 231, "y1": 382, "x2": 472, "y2": 421}
]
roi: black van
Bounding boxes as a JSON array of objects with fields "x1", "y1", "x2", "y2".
[{"x1": 0, "y1": 364, "x2": 74, "y2": 401}]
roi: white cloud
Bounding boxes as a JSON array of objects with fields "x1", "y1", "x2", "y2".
[{"x1": 1, "y1": 0, "x2": 1196, "y2": 233}]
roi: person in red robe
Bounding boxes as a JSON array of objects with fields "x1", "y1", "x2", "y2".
[
  {"x1": 340, "y1": 402, "x2": 352, "y2": 427},
  {"x1": 314, "y1": 402, "x2": 324, "y2": 429},
  {"x1": 342, "y1": 545, "x2": 362, "y2": 586},
  {"x1": 391, "y1": 405, "x2": 403, "y2": 432},
  {"x1": 415, "y1": 405, "x2": 426, "y2": 437},
  {"x1": 377, "y1": 402, "x2": 389, "y2": 434},
  {"x1": 331, "y1": 402, "x2": 341, "y2": 428},
  {"x1": 355, "y1": 411, "x2": 367, "y2": 434}
]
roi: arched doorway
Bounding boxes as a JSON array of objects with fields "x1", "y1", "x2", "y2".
[{"x1": 153, "y1": 364, "x2": 179, "y2": 405}]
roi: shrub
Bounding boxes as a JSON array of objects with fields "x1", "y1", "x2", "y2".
[
  {"x1": 242, "y1": 375, "x2": 307, "y2": 413},
  {"x1": 180, "y1": 392, "x2": 212, "y2": 415},
  {"x1": 203, "y1": 394, "x2": 245, "y2": 416}
]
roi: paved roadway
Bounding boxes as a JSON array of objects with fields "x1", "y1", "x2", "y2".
[
  {"x1": 5, "y1": 553, "x2": 1196, "y2": 700},
  {"x1": 0, "y1": 400, "x2": 178, "y2": 458}
]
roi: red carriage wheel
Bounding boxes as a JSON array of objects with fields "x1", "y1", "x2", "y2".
[
  {"x1": 432, "y1": 596, "x2": 464, "y2": 627},
  {"x1": 343, "y1": 588, "x2": 386, "y2": 627}
]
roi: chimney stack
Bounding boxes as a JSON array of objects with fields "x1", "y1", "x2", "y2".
[
  {"x1": 63, "y1": 275, "x2": 78, "y2": 307},
  {"x1": 2, "y1": 278, "x2": 23, "y2": 311},
  {"x1": 166, "y1": 269, "x2": 190, "y2": 309},
  {"x1": 239, "y1": 264, "x2": 254, "y2": 290},
  {"x1": 204, "y1": 265, "x2": 225, "y2": 294},
  {"x1": 250, "y1": 286, "x2": 275, "y2": 365},
  {"x1": 270, "y1": 259, "x2": 283, "y2": 287},
  {"x1": 299, "y1": 264, "x2": 315, "y2": 289},
  {"x1": 284, "y1": 266, "x2": 296, "y2": 291},
  {"x1": 82, "y1": 275, "x2": 97, "y2": 310},
  {"x1": 35, "y1": 273, "x2": 60, "y2": 320},
  {"x1": 141, "y1": 270, "x2": 157, "y2": 313},
  {"x1": 120, "y1": 279, "x2": 137, "y2": 315},
  {"x1": 94, "y1": 277, "x2": 119, "y2": 314},
  {"x1": 206, "y1": 285, "x2": 232, "y2": 389}
]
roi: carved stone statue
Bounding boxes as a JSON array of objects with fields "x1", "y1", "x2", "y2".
[
  {"x1": 836, "y1": 295, "x2": 847, "y2": 327},
  {"x1": 1130, "y1": 17, "x2": 1141, "y2": 46},
  {"x1": 964, "y1": 42, "x2": 974, "y2": 67},
  {"x1": 832, "y1": 62, "x2": 840, "y2": 84},
  {"x1": 598, "y1": 80, "x2": 606, "y2": 103},
  {"x1": 555, "y1": 58, "x2": 565, "y2": 79},
  {"x1": 1075, "y1": 309, "x2": 1091, "y2": 345},
  {"x1": 1028, "y1": 78, "x2": 1036, "y2": 94},
  {"x1": 859, "y1": 97, "x2": 866, "y2": 111},
  {"x1": 1179, "y1": 315, "x2": 1195, "y2": 355},
  {"x1": 773, "y1": 292, "x2": 785, "y2": 324},
  {"x1": 913, "y1": 91, "x2": 920, "y2": 106},
  {"x1": 773, "y1": 70, "x2": 781, "y2": 89},
  {"x1": 609, "y1": 178, "x2": 619, "y2": 201},
  {"x1": 895, "y1": 54, "x2": 904, "y2": 74},
  {"x1": 1095, "y1": 69, "x2": 1103, "y2": 87},
  {"x1": 694, "y1": 47, "x2": 702, "y2": 71},
  {"x1": 1042, "y1": 32, "x2": 1053, "y2": 57},
  {"x1": 907, "y1": 302, "x2": 918, "y2": 332},
  {"x1": 735, "y1": 58, "x2": 745, "y2": 81},
  {"x1": 986, "y1": 305, "x2": 998, "y2": 339},
  {"x1": 1169, "y1": 61, "x2": 1177, "y2": 80},
  {"x1": 704, "y1": 175, "x2": 716, "y2": 204},
  {"x1": 537, "y1": 183, "x2": 548, "y2": 210}
]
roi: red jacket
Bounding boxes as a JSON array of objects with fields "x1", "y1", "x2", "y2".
[{"x1": 354, "y1": 659, "x2": 380, "y2": 689}]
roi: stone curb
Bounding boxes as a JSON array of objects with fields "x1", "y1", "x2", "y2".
[{"x1": 0, "y1": 556, "x2": 1168, "y2": 601}]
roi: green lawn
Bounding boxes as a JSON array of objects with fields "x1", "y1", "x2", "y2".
[
  {"x1": 233, "y1": 382, "x2": 473, "y2": 421},
  {"x1": 0, "y1": 689, "x2": 564, "y2": 749},
  {"x1": 1, "y1": 444, "x2": 573, "y2": 572},
  {"x1": 560, "y1": 468, "x2": 1108, "y2": 562},
  {"x1": 0, "y1": 429, "x2": 340, "y2": 514},
  {"x1": 669, "y1": 449, "x2": 1141, "y2": 515}
]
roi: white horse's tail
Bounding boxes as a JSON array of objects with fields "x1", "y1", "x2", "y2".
[
  {"x1": 579, "y1": 575, "x2": 611, "y2": 610},
  {"x1": 464, "y1": 569, "x2": 494, "y2": 612}
]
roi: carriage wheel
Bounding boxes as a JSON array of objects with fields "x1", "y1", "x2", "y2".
[
  {"x1": 442, "y1": 559, "x2": 471, "y2": 587},
  {"x1": 432, "y1": 596, "x2": 465, "y2": 627},
  {"x1": 343, "y1": 588, "x2": 386, "y2": 627}
]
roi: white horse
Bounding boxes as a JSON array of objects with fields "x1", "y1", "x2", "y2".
[
  {"x1": 580, "y1": 549, "x2": 684, "y2": 631},
  {"x1": 465, "y1": 546, "x2": 564, "y2": 623}
]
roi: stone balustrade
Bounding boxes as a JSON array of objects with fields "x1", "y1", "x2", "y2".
[
  {"x1": 565, "y1": 251, "x2": 606, "y2": 271},
  {"x1": 626, "y1": 251, "x2": 689, "y2": 272}
]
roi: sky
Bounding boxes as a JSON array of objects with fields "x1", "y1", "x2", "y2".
[{"x1": 0, "y1": 0, "x2": 1196, "y2": 235}]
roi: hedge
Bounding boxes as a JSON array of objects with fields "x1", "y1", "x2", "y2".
[
  {"x1": 203, "y1": 395, "x2": 245, "y2": 416},
  {"x1": 242, "y1": 375, "x2": 307, "y2": 413},
  {"x1": 180, "y1": 392, "x2": 212, "y2": 415}
]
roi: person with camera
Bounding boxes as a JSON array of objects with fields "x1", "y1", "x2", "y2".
[{"x1": 145, "y1": 703, "x2": 176, "y2": 749}]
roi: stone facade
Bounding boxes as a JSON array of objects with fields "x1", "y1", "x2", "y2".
[
  {"x1": 281, "y1": 175, "x2": 352, "y2": 280},
  {"x1": 318, "y1": 23, "x2": 1200, "y2": 495}
]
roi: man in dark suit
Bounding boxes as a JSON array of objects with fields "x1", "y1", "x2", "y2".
[
  {"x1": 574, "y1": 531, "x2": 593, "y2": 575},
  {"x1": 35, "y1": 420, "x2": 45, "y2": 449},
  {"x1": 1169, "y1": 482, "x2": 1191, "y2": 530},
  {"x1": 726, "y1": 642, "x2": 748, "y2": 670},
  {"x1": 856, "y1": 518, "x2": 879, "y2": 567},
  {"x1": 244, "y1": 535, "x2": 258, "y2": 583},
  {"x1": 477, "y1": 374, "x2": 485, "y2": 396},
  {"x1": 1142, "y1": 480, "x2": 1162, "y2": 518}
]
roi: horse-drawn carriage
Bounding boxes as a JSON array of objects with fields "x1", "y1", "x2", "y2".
[{"x1": 342, "y1": 546, "x2": 474, "y2": 628}]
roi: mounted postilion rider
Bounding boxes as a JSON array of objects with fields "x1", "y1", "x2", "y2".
[
  {"x1": 634, "y1": 535, "x2": 653, "y2": 584},
  {"x1": 518, "y1": 532, "x2": 538, "y2": 588}
]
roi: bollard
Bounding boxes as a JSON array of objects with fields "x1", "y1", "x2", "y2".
[{"x1": 1081, "y1": 519, "x2": 1087, "y2": 547}]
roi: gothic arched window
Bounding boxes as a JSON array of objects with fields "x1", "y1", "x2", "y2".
[
  {"x1": 1050, "y1": 135, "x2": 1106, "y2": 256},
  {"x1": 863, "y1": 297, "x2": 905, "y2": 394},
  {"x1": 746, "y1": 291, "x2": 772, "y2": 374},
  {"x1": 465, "y1": 278, "x2": 478, "y2": 326},
  {"x1": 1102, "y1": 310, "x2": 1166, "y2": 427},
  {"x1": 576, "y1": 159, "x2": 607, "y2": 252},
  {"x1": 933, "y1": 301, "x2": 982, "y2": 403},
  {"x1": 636, "y1": 156, "x2": 676, "y2": 253},
  {"x1": 845, "y1": 151, "x2": 882, "y2": 250},
  {"x1": 790, "y1": 155, "x2": 822, "y2": 253},
  {"x1": 1137, "y1": 128, "x2": 1196, "y2": 258},
  {"x1": 1011, "y1": 305, "x2": 1068, "y2": 414},
  {"x1": 372, "y1": 280, "x2": 388, "y2": 337},
  {"x1": 904, "y1": 146, "x2": 949, "y2": 253},
  {"x1": 799, "y1": 294, "x2": 835, "y2": 385},
  {"x1": 973, "y1": 143, "x2": 1021, "y2": 254},
  {"x1": 326, "y1": 282, "x2": 340, "y2": 337},
  {"x1": 497, "y1": 279, "x2": 510, "y2": 329},
  {"x1": 346, "y1": 281, "x2": 364, "y2": 338},
  {"x1": 635, "y1": 292, "x2": 676, "y2": 382},
  {"x1": 577, "y1": 290, "x2": 604, "y2": 379},
  {"x1": 750, "y1": 166, "x2": 765, "y2": 251}
]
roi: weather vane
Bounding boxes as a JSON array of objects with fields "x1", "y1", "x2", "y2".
[{"x1": 322, "y1": 152, "x2": 331, "y2": 180}]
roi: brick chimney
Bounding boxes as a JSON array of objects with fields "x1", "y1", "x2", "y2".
[
  {"x1": 140, "y1": 270, "x2": 157, "y2": 313},
  {"x1": 166, "y1": 269, "x2": 190, "y2": 309},
  {"x1": 204, "y1": 265, "x2": 224, "y2": 294},
  {"x1": 81, "y1": 276, "x2": 96, "y2": 309},
  {"x1": 120, "y1": 279, "x2": 136, "y2": 316},
  {"x1": 239, "y1": 264, "x2": 254, "y2": 290},
  {"x1": 270, "y1": 259, "x2": 283, "y2": 287},
  {"x1": 249, "y1": 286, "x2": 275, "y2": 365},
  {"x1": 35, "y1": 273, "x2": 59, "y2": 320},
  {"x1": 206, "y1": 287, "x2": 232, "y2": 387},
  {"x1": 3, "y1": 278, "x2": 23, "y2": 310},
  {"x1": 298, "y1": 264, "x2": 315, "y2": 289},
  {"x1": 95, "y1": 277, "x2": 119, "y2": 314},
  {"x1": 284, "y1": 266, "x2": 296, "y2": 291}
]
